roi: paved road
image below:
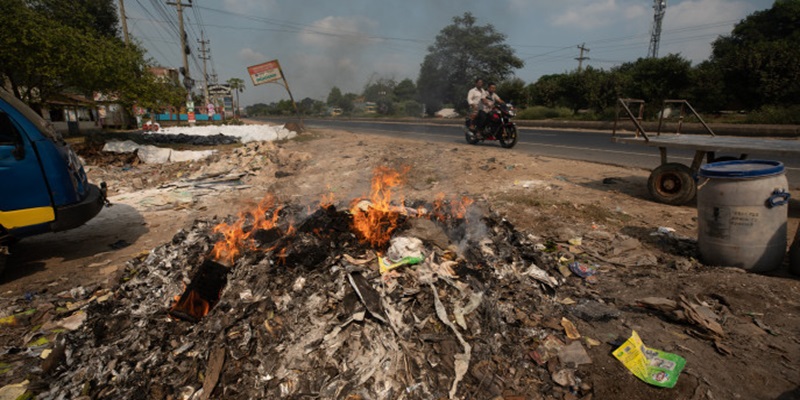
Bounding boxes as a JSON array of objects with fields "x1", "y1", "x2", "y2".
[{"x1": 259, "y1": 117, "x2": 800, "y2": 186}]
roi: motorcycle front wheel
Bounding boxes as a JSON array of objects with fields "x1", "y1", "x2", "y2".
[{"x1": 499, "y1": 125, "x2": 517, "y2": 148}]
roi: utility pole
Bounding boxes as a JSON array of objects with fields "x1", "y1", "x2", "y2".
[
  {"x1": 576, "y1": 43, "x2": 590, "y2": 72},
  {"x1": 198, "y1": 31, "x2": 210, "y2": 106},
  {"x1": 648, "y1": 0, "x2": 667, "y2": 58},
  {"x1": 167, "y1": 0, "x2": 192, "y2": 94},
  {"x1": 118, "y1": 0, "x2": 130, "y2": 45}
]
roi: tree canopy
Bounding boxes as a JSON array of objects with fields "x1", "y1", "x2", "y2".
[
  {"x1": 416, "y1": 12, "x2": 523, "y2": 114},
  {"x1": 0, "y1": 0, "x2": 182, "y2": 111},
  {"x1": 710, "y1": 0, "x2": 800, "y2": 109}
]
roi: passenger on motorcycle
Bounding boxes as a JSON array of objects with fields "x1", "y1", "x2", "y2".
[{"x1": 467, "y1": 78, "x2": 487, "y2": 131}]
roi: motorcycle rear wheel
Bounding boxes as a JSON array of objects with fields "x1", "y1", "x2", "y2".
[
  {"x1": 465, "y1": 129, "x2": 480, "y2": 145},
  {"x1": 500, "y1": 125, "x2": 518, "y2": 148}
]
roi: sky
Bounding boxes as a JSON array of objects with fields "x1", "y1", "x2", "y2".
[{"x1": 124, "y1": 0, "x2": 776, "y2": 107}]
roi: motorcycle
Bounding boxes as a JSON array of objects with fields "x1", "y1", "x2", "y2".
[{"x1": 464, "y1": 102, "x2": 518, "y2": 148}]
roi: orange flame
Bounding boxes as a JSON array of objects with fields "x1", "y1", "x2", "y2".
[
  {"x1": 171, "y1": 290, "x2": 211, "y2": 320},
  {"x1": 431, "y1": 193, "x2": 474, "y2": 221},
  {"x1": 349, "y1": 166, "x2": 408, "y2": 248},
  {"x1": 320, "y1": 192, "x2": 336, "y2": 209},
  {"x1": 211, "y1": 194, "x2": 283, "y2": 264}
]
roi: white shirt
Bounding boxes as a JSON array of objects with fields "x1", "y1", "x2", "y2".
[
  {"x1": 467, "y1": 87, "x2": 487, "y2": 110},
  {"x1": 482, "y1": 92, "x2": 502, "y2": 112}
]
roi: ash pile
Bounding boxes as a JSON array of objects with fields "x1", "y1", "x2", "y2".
[{"x1": 41, "y1": 170, "x2": 587, "y2": 400}]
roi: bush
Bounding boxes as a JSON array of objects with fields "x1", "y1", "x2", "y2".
[
  {"x1": 745, "y1": 105, "x2": 800, "y2": 125},
  {"x1": 401, "y1": 100, "x2": 424, "y2": 117},
  {"x1": 516, "y1": 106, "x2": 572, "y2": 120}
]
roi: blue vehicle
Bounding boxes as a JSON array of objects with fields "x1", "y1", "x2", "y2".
[{"x1": 0, "y1": 88, "x2": 106, "y2": 275}]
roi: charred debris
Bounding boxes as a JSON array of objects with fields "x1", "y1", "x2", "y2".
[{"x1": 30, "y1": 168, "x2": 606, "y2": 400}]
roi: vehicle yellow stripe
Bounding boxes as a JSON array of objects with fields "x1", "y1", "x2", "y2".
[{"x1": 0, "y1": 207, "x2": 55, "y2": 229}]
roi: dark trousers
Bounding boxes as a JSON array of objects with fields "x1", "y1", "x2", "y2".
[{"x1": 476, "y1": 110, "x2": 487, "y2": 129}]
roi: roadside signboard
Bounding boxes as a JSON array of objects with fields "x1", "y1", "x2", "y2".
[
  {"x1": 247, "y1": 60, "x2": 282, "y2": 86},
  {"x1": 208, "y1": 84, "x2": 232, "y2": 95}
]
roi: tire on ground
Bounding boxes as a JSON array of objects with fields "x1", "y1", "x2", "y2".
[
  {"x1": 500, "y1": 126, "x2": 518, "y2": 149},
  {"x1": 647, "y1": 163, "x2": 697, "y2": 205}
]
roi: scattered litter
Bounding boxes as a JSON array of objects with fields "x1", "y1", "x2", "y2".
[
  {"x1": 515, "y1": 180, "x2": 551, "y2": 189},
  {"x1": 57, "y1": 311, "x2": 87, "y2": 331},
  {"x1": 637, "y1": 296, "x2": 725, "y2": 339},
  {"x1": 531, "y1": 335, "x2": 566, "y2": 365},
  {"x1": 568, "y1": 261, "x2": 598, "y2": 280},
  {"x1": 656, "y1": 226, "x2": 676, "y2": 235},
  {"x1": 558, "y1": 341, "x2": 592, "y2": 366},
  {"x1": 0, "y1": 380, "x2": 29, "y2": 400},
  {"x1": 753, "y1": 318, "x2": 779, "y2": 336},
  {"x1": 613, "y1": 330, "x2": 686, "y2": 388},
  {"x1": 561, "y1": 317, "x2": 581, "y2": 340},
  {"x1": 584, "y1": 337, "x2": 601, "y2": 347},
  {"x1": 571, "y1": 300, "x2": 621, "y2": 322}
]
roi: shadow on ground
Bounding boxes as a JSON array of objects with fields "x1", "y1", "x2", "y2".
[{"x1": 1, "y1": 203, "x2": 147, "y2": 284}]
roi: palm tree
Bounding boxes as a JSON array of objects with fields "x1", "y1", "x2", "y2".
[{"x1": 227, "y1": 78, "x2": 245, "y2": 118}]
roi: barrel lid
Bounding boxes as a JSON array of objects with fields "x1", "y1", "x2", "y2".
[{"x1": 699, "y1": 160, "x2": 784, "y2": 178}]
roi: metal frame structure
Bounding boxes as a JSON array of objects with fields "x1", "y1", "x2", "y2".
[{"x1": 648, "y1": 0, "x2": 667, "y2": 58}]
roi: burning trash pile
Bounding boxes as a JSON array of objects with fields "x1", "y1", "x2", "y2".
[{"x1": 37, "y1": 167, "x2": 593, "y2": 399}]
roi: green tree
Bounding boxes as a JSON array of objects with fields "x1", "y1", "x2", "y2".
[
  {"x1": 401, "y1": 100, "x2": 423, "y2": 117},
  {"x1": 393, "y1": 79, "x2": 417, "y2": 102},
  {"x1": 327, "y1": 86, "x2": 343, "y2": 106},
  {"x1": 0, "y1": 0, "x2": 167, "y2": 112},
  {"x1": 299, "y1": 97, "x2": 323, "y2": 115},
  {"x1": 416, "y1": 12, "x2": 523, "y2": 113},
  {"x1": 339, "y1": 93, "x2": 358, "y2": 113},
  {"x1": 687, "y1": 61, "x2": 728, "y2": 112},
  {"x1": 226, "y1": 77, "x2": 245, "y2": 118},
  {"x1": 616, "y1": 54, "x2": 692, "y2": 112},
  {"x1": 579, "y1": 67, "x2": 621, "y2": 114},
  {"x1": 28, "y1": 0, "x2": 120, "y2": 38},
  {"x1": 710, "y1": 0, "x2": 800, "y2": 109},
  {"x1": 363, "y1": 78, "x2": 396, "y2": 103},
  {"x1": 497, "y1": 78, "x2": 527, "y2": 106},
  {"x1": 527, "y1": 74, "x2": 567, "y2": 108}
]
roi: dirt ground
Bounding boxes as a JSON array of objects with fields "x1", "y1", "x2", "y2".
[{"x1": 2, "y1": 126, "x2": 799, "y2": 399}]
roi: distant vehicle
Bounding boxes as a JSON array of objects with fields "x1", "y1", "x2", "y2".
[
  {"x1": 464, "y1": 102, "x2": 518, "y2": 148},
  {"x1": 0, "y1": 89, "x2": 106, "y2": 275},
  {"x1": 330, "y1": 107, "x2": 343, "y2": 117}
]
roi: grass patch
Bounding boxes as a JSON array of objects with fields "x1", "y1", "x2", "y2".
[{"x1": 516, "y1": 106, "x2": 573, "y2": 120}]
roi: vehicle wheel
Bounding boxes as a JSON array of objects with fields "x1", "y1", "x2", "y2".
[
  {"x1": 647, "y1": 163, "x2": 697, "y2": 205},
  {"x1": 465, "y1": 129, "x2": 479, "y2": 145},
  {"x1": 500, "y1": 126, "x2": 518, "y2": 148}
]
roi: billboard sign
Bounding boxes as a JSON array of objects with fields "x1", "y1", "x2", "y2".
[
  {"x1": 208, "y1": 84, "x2": 231, "y2": 95},
  {"x1": 247, "y1": 60, "x2": 282, "y2": 86}
]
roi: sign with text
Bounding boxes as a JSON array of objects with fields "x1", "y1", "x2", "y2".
[
  {"x1": 247, "y1": 60, "x2": 282, "y2": 86},
  {"x1": 208, "y1": 84, "x2": 231, "y2": 95}
]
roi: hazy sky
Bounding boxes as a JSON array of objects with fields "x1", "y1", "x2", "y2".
[{"x1": 125, "y1": 0, "x2": 775, "y2": 107}]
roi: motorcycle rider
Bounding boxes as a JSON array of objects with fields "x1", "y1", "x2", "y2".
[
  {"x1": 484, "y1": 82, "x2": 505, "y2": 114},
  {"x1": 476, "y1": 82, "x2": 506, "y2": 132},
  {"x1": 467, "y1": 78, "x2": 488, "y2": 131}
]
